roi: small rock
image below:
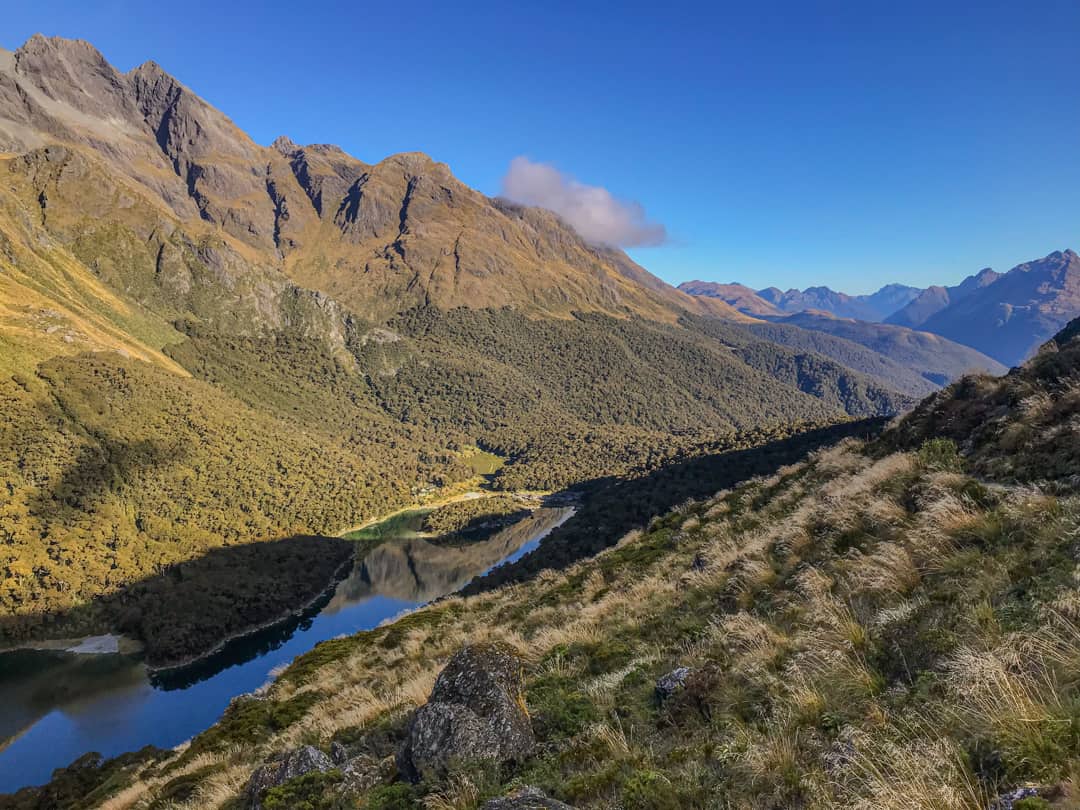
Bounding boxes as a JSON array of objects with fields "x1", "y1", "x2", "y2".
[
  {"x1": 691, "y1": 552, "x2": 707, "y2": 571},
  {"x1": 245, "y1": 745, "x2": 334, "y2": 810},
  {"x1": 397, "y1": 642, "x2": 534, "y2": 782},
  {"x1": 330, "y1": 741, "x2": 348, "y2": 765},
  {"x1": 655, "y1": 666, "x2": 691, "y2": 701},
  {"x1": 483, "y1": 785, "x2": 576, "y2": 809},
  {"x1": 989, "y1": 786, "x2": 1040, "y2": 810}
]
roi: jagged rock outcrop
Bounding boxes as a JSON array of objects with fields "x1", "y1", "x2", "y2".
[
  {"x1": 397, "y1": 643, "x2": 534, "y2": 782},
  {"x1": 245, "y1": 745, "x2": 334, "y2": 810}
]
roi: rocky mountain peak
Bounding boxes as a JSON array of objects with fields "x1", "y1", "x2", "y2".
[
  {"x1": 380, "y1": 150, "x2": 446, "y2": 177},
  {"x1": 13, "y1": 34, "x2": 127, "y2": 116},
  {"x1": 14, "y1": 33, "x2": 105, "y2": 66},
  {"x1": 271, "y1": 134, "x2": 300, "y2": 154}
]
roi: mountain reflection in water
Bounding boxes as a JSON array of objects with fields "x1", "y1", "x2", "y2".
[{"x1": 333, "y1": 506, "x2": 574, "y2": 605}]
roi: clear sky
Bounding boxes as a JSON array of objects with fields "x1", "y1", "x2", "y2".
[{"x1": 4, "y1": 1, "x2": 1078, "y2": 293}]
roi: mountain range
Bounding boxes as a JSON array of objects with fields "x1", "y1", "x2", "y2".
[
  {"x1": 679, "y1": 280, "x2": 923, "y2": 321},
  {"x1": 4, "y1": 32, "x2": 1080, "y2": 810},
  {"x1": 680, "y1": 249, "x2": 1080, "y2": 367}
]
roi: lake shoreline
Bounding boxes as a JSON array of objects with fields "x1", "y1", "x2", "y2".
[
  {"x1": 145, "y1": 551, "x2": 357, "y2": 674},
  {"x1": 0, "y1": 632, "x2": 144, "y2": 657}
]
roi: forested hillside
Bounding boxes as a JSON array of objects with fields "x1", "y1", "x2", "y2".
[{"x1": 766, "y1": 311, "x2": 1007, "y2": 384}]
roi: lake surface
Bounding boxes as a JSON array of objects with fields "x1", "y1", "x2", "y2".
[{"x1": 0, "y1": 505, "x2": 573, "y2": 793}]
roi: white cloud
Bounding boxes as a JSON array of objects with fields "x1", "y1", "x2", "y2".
[{"x1": 500, "y1": 156, "x2": 667, "y2": 248}]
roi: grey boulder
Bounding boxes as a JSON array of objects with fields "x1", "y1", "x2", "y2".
[
  {"x1": 398, "y1": 642, "x2": 534, "y2": 782},
  {"x1": 655, "y1": 666, "x2": 691, "y2": 701}
]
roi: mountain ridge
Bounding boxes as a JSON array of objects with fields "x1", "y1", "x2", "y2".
[
  {"x1": 679, "y1": 279, "x2": 924, "y2": 322},
  {"x1": 904, "y1": 249, "x2": 1080, "y2": 366},
  {"x1": 0, "y1": 34, "x2": 745, "y2": 325}
]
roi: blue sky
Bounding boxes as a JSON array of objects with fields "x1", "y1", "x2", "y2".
[{"x1": 4, "y1": 1, "x2": 1079, "y2": 293}]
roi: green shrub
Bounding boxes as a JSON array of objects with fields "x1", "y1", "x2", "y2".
[
  {"x1": 364, "y1": 783, "x2": 420, "y2": 810},
  {"x1": 527, "y1": 675, "x2": 600, "y2": 739},
  {"x1": 918, "y1": 438, "x2": 963, "y2": 471},
  {"x1": 622, "y1": 769, "x2": 682, "y2": 810},
  {"x1": 262, "y1": 770, "x2": 342, "y2": 810}
]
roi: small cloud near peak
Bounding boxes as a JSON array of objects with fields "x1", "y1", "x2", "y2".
[{"x1": 500, "y1": 156, "x2": 667, "y2": 248}]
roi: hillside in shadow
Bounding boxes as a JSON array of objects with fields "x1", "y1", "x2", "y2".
[
  {"x1": 0, "y1": 535, "x2": 354, "y2": 669},
  {"x1": 465, "y1": 418, "x2": 887, "y2": 593}
]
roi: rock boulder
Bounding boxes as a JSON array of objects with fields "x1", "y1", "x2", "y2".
[
  {"x1": 245, "y1": 745, "x2": 334, "y2": 810},
  {"x1": 398, "y1": 642, "x2": 534, "y2": 782}
]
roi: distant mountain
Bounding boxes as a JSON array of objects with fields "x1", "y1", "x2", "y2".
[
  {"x1": 675, "y1": 281, "x2": 782, "y2": 316},
  {"x1": 680, "y1": 280, "x2": 922, "y2": 322},
  {"x1": 886, "y1": 267, "x2": 1002, "y2": 328},
  {"x1": 768, "y1": 311, "x2": 1008, "y2": 385},
  {"x1": 889, "y1": 250, "x2": 1080, "y2": 366},
  {"x1": 756, "y1": 283, "x2": 922, "y2": 321},
  {"x1": 678, "y1": 281, "x2": 1004, "y2": 388},
  {"x1": 681, "y1": 248, "x2": 1080, "y2": 370},
  {"x1": 864, "y1": 283, "x2": 927, "y2": 320}
]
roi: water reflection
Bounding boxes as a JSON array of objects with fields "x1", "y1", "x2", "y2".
[{"x1": 0, "y1": 505, "x2": 573, "y2": 793}]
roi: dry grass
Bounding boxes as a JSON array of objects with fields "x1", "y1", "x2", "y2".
[{"x1": 832, "y1": 734, "x2": 987, "y2": 810}]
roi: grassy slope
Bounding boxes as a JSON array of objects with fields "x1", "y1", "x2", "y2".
[{"x1": 44, "y1": 326, "x2": 1080, "y2": 810}]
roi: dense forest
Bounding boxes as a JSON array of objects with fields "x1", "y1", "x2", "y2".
[
  {"x1": 0, "y1": 353, "x2": 460, "y2": 643},
  {"x1": 0, "y1": 54, "x2": 939, "y2": 651}
]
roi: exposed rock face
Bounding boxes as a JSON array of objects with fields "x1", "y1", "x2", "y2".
[
  {"x1": 483, "y1": 786, "x2": 576, "y2": 809},
  {"x1": 397, "y1": 642, "x2": 534, "y2": 782},
  {"x1": 245, "y1": 745, "x2": 334, "y2": 810},
  {"x1": 338, "y1": 753, "x2": 390, "y2": 794}
]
